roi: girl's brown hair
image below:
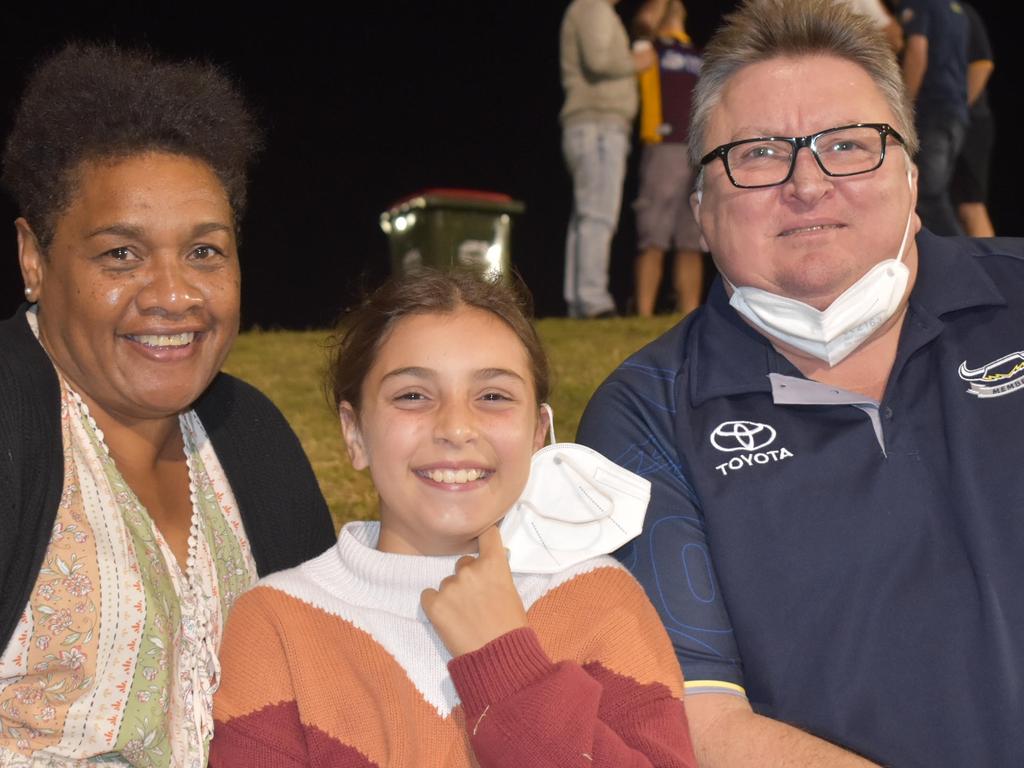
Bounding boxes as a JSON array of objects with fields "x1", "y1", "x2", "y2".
[{"x1": 327, "y1": 270, "x2": 550, "y2": 412}]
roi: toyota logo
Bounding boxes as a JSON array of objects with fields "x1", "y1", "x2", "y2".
[{"x1": 710, "y1": 421, "x2": 777, "y2": 452}]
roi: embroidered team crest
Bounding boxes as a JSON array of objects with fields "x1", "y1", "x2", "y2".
[{"x1": 958, "y1": 352, "x2": 1024, "y2": 398}]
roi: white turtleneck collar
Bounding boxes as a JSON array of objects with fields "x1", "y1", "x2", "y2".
[{"x1": 293, "y1": 521, "x2": 467, "y2": 620}]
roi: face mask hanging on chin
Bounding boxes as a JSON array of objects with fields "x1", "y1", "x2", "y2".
[
  {"x1": 499, "y1": 404, "x2": 650, "y2": 574},
  {"x1": 728, "y1": 257, "x2": 910, "y2": 366},
  {"x1": 725, "y1": 167, "x2": 917, "y2": 367}
]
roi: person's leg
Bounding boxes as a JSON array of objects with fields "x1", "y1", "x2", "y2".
[
  {"x1": 563, "y1": 121, "x2": 627, "y2": 317},
  {"x1": 952, "y1": 115, "x2": 995, "y2": 237},
  {"x1": 672, "y1": 249, "x2": 704, "y2": 316},
  {"x1": 671, "y1": 144, "x2": 704, "y2": 315},
  {"x1": 633, "y1": 144, "x2": 671, "y2": 317},
  {"x1": 634, "y1": 143, "x2": 693, "y2": 316},
  {"x1": 957, "y1": 202, "x2": 995, "y2": 237},
  {"x1": 563, "y1": 123, "x2": 587, "y2": 317},
  {"x1": 635, "y1": 246, "x2": 666, "y2": 317},
  {"x1": 915, "y1": 112, "x2": 967, "y2": 235}
]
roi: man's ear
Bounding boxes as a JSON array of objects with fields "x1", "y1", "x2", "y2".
[
  {"x1": 339, "y1": 402, "x2": 369, "y2": 470},
  {"x1": 907, "y1": 162, "x2": 923, "y2": 236},
  {"x1": 689, "y1": 191, "x2": 710, "y2": 253},
  {"x1": 16, "y1": 218, "x2": 45, "y2": 300}
]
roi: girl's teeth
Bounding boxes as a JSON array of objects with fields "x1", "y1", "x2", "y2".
[{"x1": 424, "y1": 468, "x2": 484, "y2": 484}]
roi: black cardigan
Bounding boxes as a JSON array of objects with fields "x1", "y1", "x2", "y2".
[{"x1": 0, "y1": 306, "x2": 337, "y2": 650}]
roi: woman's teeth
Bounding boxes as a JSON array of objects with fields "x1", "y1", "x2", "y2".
[
  {"x1": 421, "y1": 468, "x2": 486, "y2": 484},
  {"x1": 130, "y1": 332, "x2": 195, "y2": 348}
]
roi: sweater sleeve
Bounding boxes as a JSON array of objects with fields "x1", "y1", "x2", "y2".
[
  {"x1": 210, "y1": 590, "x2": 310, "y2": 768},
  {"x1": 448, "y1": 570, "x2": 697, "y2": 767},
  {"x1": 574, "y1": 1, "x2": 636, "y2": 79},
  {"x1": 195, "y1": 373, "x2": 336, "y2": 576},
  {"x1": 0, "y1": 307, "x2": 64, "y2": 654}
]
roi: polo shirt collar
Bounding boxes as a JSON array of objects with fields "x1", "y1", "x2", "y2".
[
  {"x1": 689, "y1": 229, "x2": 1006, "y2": 408},
  {"x1": 907, "y1": 229, "x2": 1005, "y2": 317}
]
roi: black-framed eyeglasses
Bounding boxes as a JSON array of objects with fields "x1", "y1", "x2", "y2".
[{"x1": 699, "y1": 123, "x2": 906, "y2": 189}]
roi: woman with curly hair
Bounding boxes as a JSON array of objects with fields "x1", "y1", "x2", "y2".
[{"x1": 0, "y1": 44, "x2": 335, "y2": 765}]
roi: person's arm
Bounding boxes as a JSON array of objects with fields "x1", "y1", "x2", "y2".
[
  {"x1": 881, "y1": 18, "x2": 904, "y2": 54},
  {"x1": 853, "y1": 0, "x2": 903, "y2": 53},
  {"x1": 632, "y1": 0, "x2": 670, "y2": 39},
  {"x1": 450, "y1": 626, "x2": 695, "y2": 767},
  {"x1": 902, "y1": 34, "x2": 928, "y2": 101},
  {"x1": 899, "y1": 2, "x2": 930, "y2": 102},
  {"x1": 0, "y1": 312, "x2": 65, "y2": 654},
  {"x1": 575, "y1": 365, "x2": 873, "y2": 767},
  {"x1": 423, "y1": 529, "x2": 696, "y2": 766},
  {"x1": 575, "y1": 2, "x2": 642, "y2": 77},
  {"x1": 966, "y1": 59, "x2": 993, "y2": 106},
  {"x1": 196, "y1": 373, "x2": 336, "y2": 576},
  {"x1": 963, "y1": 5, "x2": 994, "y2": 107},
  {"x1": 686, "y1": 694, "x2": 878, "y2": 767},
  {"x1": 209, "y1": 590, "x2": 309, "y2": 768}
]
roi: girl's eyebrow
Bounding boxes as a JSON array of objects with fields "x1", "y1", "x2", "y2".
[
  {"x1": 379, "y1": 367, "x2": 525, "y2": 383},
  {"x1": 475, "y1": 368, "x2": 525, "y2": 383},
  {"x1": 380, "y1": 366, "x2": 434, "y2": 382}
]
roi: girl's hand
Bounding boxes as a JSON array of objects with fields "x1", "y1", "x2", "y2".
[{"x1": 421, "y1": 526, "x2": 528, "y2": 657}]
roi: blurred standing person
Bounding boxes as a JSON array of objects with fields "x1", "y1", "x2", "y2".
[
  {"x1": 632, "y1": 0, "x2": 705, "y2": 317},
  {"x1": 561, "y1": 0, "x2": 656, "y2": 318},
  {"x1": 952, "y1": 1, "x2": 995, "y2": 236},
  {"x1": 899, "y1": 0, "x2": 969, "y2": 234}
]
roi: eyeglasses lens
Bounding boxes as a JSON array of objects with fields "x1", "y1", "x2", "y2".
[{"x1": 727, "y1": 126, "x2": 886, "y2": 187}]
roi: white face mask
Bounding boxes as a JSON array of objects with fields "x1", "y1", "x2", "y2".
[
  {"x1": 499, "y1": 405, "x2": 650, "y2": 574},
  {"x1": 726, "y1": 167, "x2": 916, "y2": 367}
]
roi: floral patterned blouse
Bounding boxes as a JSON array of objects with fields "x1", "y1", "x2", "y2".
[{"x1": 0, "y1": 312, "x2": 258, "y2": 767}]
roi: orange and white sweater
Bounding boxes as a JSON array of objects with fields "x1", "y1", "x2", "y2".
[{"x1": 210, "y1": 522, "x2": 695, "y2": 767}]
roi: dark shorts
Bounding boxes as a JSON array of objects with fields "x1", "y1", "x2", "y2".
[
  {"x1": 952, "y1": 114, "x2": 994, "y2": 205},
  {"x1": 633, "y1": 143, "x2": 701, "y2": 252}
]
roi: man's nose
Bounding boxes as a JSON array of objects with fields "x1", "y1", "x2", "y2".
[{"x1": 784, "y1": 146, "x2": 833, "y2": 204}]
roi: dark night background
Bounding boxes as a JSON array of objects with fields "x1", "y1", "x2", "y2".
[{"x1": 0, "y1": 1, "x2": 1017, "y2": 327}]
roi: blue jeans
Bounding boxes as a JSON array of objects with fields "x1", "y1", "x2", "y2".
[
  {"x1": 915, "y1": 112, "x2": 967, "y2": 236},
  {"x1": 563, "y1": 121, "x2": 629, "y2": 317}
]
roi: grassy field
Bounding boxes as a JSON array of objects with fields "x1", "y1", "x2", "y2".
[{"x1": 224, "y1": 315, "x2": 679, "y2": 528}]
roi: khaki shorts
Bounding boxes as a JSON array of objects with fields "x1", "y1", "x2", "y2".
[{"x1": 633, "y1": 142, "x2": 701, "y2": 252}]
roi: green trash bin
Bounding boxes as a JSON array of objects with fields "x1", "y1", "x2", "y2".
[{"x1": 380, "y1": 188, "x2": 526, "y2": 282}]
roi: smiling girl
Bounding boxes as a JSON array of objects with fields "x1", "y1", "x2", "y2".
[{"x1": 210, "y1": 271, "x2": 696, "y2": 767}]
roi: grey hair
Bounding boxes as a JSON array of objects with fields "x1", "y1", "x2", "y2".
[{"x1": 688, "y1": 0, "x2": 917, "y2": 167}]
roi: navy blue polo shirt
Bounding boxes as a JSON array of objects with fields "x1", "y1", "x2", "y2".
[
  {"x1": 901, "y1": 0, "x2": 969, "y2": 123},
  {"x1": 578, "y1": 230, "x2": 1024, "y2": 767}
]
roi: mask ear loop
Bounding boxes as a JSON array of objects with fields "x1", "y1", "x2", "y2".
[
  {"x1": 541, "y1": 402, "x2": 556, "y2": 445},
  {"x1": 893, "y1": 161, "x2": 916, "y2": 266}
]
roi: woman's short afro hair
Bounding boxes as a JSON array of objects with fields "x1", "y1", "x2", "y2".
[{"x1": 1, "y1": 43, "x2": 264, "y2": 245}]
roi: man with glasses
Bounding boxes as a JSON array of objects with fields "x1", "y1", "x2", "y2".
[{"x1": 578, "y1": 0, "x2": 1024, "y2": 765}]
